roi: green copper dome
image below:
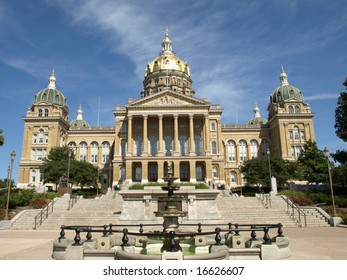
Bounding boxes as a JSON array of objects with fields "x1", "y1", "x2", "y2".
[
  {"x1": 70, "y1": 105, "x2": 90, "y2": 128},
  {"x1": 34, "y1": 70, "x2": 67, "y2": 107},
  {"x1": 247, "y1": 104, "x2": 267, "y2": 125},
  {"x1": 271, "y1": 67, "x2": 303, "y2": 103}
]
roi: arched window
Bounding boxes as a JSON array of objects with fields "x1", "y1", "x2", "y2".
[
  {"x1": 79, "y1": 142, "x2": 87, "y2": 162},
  {"x1": 38, "y1": 129, "x2": 44, "y2": 144},
  {"x1": 134, "y1": 136, "x2": 143, "y2": 156},
  {"x1": 149, "y1": 135, "x2": 158, "y2": 156},
  {"x1": 230, "y1": 171, "x2": 237, "y2": 184},
  {"x1": 31, "y1": 170, "x2": 36, "y2": 183},
  {"x1": 179, "y1": 135, "x2": 188, "y2": 155},
  {"x1": 293, "y1": 126, "x2": 300, "y2": 140},
  {"x1": 135, "y1": 166, "x2": 142, "y2": 181},
  {"x1": 91, "y1": 142, "x2": 98, "y2": 163},
  {"x1": 211, "y1": 141, "x2": 217, "y2": 155},
  {"x1": 295, "y1": 105, "x2": 300, "y2": 113},
  {"x1": 68, "y1": 142, "x2": 77, "y2": 158},
  {"x1": 212, "y1": 166, "x2": 218, "y2": 178},
  {"x1": 239, "y1": 140, "x2": 247, "y2": 161},
  {"x1": 250, "y1": 140, "x2": 258, "y2": 158},
  {"x1": 164, "y1": 135, "x2": 173, "y2": 156},
  {"x1": 38, "y1": 109, "x2": 42, "y2": 117},
  {"x1": 195, "y1": 135, "x2": 203, "y2": 155},
  {"x1": 227, "y1": 140, "x2": 236, "y2": 162},
  {"x1": 102, "y1": 142, "x2": 110, "y2": 163},
  {"x1": 288, "y1": 105, "x2": 294, "y2": 113},
  {"x1": 44, "y1": 109, "x2": 49, "y2": 117},
  {"x1": 210, "y1": 123, "x2": 216, "y2": 131}
]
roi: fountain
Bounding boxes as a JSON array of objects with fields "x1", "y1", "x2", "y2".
[{"x1": 52, "y1": 161, "x2": 291, "y2": 260}]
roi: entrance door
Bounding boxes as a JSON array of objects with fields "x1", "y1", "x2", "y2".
[
  {"x1": 180, "y1": 164, "x2": 189, "y2": 181},
  {"x1": 149, "y1": 164, "x2": 158, "y2": 182},
  {"x1": 196, "y1": 165, "x2": 203, "y2": 181}
]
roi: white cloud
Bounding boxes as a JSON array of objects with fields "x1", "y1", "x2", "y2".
[{"x1": 305, "y1": 93, "x2": 339, "y2": 101}]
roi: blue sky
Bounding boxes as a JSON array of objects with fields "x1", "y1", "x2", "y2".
[{"x1": 0, "y1": 0, "x2": 346, "y2": 183}]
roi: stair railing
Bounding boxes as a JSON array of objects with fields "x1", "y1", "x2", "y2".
[
  {"x1": 33, "y1": 198, "x2": 56, "y2": 230},
  {"x1": 256, "y1": 193, "x2": 272, "y2": 208},
  {"x1": 67, "y1": 196, "x2": 78, "y2": 210},
  {"x1": 281, "y1": 195, "x2": 307, "y2": 227}
]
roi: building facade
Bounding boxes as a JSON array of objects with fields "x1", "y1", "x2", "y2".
[{"x1": 17, "y1": 31, "x2": 315, "y2": 189}]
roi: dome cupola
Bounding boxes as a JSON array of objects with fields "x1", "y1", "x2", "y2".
[
  {"x1": 271, "y1": 67, "x2": 303, "y2": 103},
  {"x1": 34, "y1": 70, "x2": 67, "y2": 107},
  {"x1": 247, "y1": 103, "x2": 267, "y2": 125},
  {"x1": 70, "y1": 105, "x2": 90, "y2": 128},
  {"x1": 141, "y1": 29, "x2": 194, "y2": 97}
]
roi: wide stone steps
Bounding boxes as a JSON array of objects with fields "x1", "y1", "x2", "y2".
[{"x1": 10, "y1": 209, "x2": 42, "y2": 230}]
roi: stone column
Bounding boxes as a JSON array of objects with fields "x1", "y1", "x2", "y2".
[
  {"x1": 189, "y1": 160, "x2": 197, "y2": 183},
  {"x1": 189, "y1": 114, "x2": 195, "y2": 156},
  {"x1": 158, "y1": 115, "x2": 164, "y2": 156},
  {"x1": 125, "y1": 161, "x2": 132, "y2": 184},
  {"x1": 174, "y1": 114, "x2": 179, "y2": 156},
  {"x1": 204, "y1": 114, "x2": 210, "y2": 154},
  {"x1": 127, "y1": 116, "x2": 133, "y2": 156},
  {"x1": 143, "y1": 115, "x2": 148, "y2": 156},
  {"x1": 174, "y1": 161, "x2": 180, "y2": 182},
  {"x1": 141, "y1": 161, "x2": 148, "y2": 184}
]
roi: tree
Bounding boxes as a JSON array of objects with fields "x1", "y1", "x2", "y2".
[
  {"x1": 334, "y1": 78, "x2": 347, "y2": 142},
  {"x1": 241, "y1": 157, "x2": 299, "y2": 190},
  {"x1": 0, "y1": 129, "x2": 4, "y2": 146},
  {"x1": 40, "y1": 146, "x2": 99, "y2": 189},
  {"x1": 297, "y1": 140, "x2": 328, "y2": 184}
]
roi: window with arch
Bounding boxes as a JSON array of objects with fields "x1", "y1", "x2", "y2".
[
  {"x1": 33, "y1": 133, "x2": 38, "y2": 144},
  {"x1": 195, "y1": 135, "x2": 203, "y2": 155},
  {"x1": 79, "y1": 142, "x2": 87, "y2": 162},
  {"x1": 239, "y1": 140, "x2": 247, "y2": 161},
  {"x1": 288, "y1": 105, "x2": 294, "y2": 113},
  {"x1": 38, "y1": 109, "x2": 43, "y2": 117},
  {"x1": 31, "y1": 170, "x2": 36, "y2": 183},
  {"x1": 212, "y1": 166, "x2": 218, "y2": 178},
  {"x1": 68, "y1": 142, "x2": 77, "y2": 158},
  {"x1": 210, "y1": 122, "x2": 216, "y2": 131},
  {"x1": 293, "y1": 126, "x2": 300, "y2": 140},
  {"x1": 149, "y1": 135, "x2": 158, "y2": 156},
  {"x1": 230, "y1": 171, "x2": 237, "y2": 184},
  {"x1": 211, "y1": 141, "x2": 217, "y2": 155},
  {"x1": 134, "y1": 135, "x2": 143, "y2": 156},
  {"x1": 102, "y1": 142, "x2": 110, "y2": 163},
  {"x1": 164, "y1": 135, "x2": 173, "y2": 156},
  {"x1": 91, "y1": 142, "x2": 98, "y2": 163},
  {"x1": 179, "y1": 135, "x2": 188, "y2": 155},
  {"x1": 44, "y1": 109, "x2": 49, "y2": 117},
  {"x1": 295, "y1": 105, "x2": 300, "y2": 113},
  {"x1": 227, "y1": 140, "x2": 236, "y2": 162},
  {"x1": 250, "y1": 140, "x2": 258, "y2": 158},
  {"x1": 135, "y1": 166, "x2": 142, "y2": 181},
  {"x1": 38, "y1": 129, "x2": 44, "y2": 144}
]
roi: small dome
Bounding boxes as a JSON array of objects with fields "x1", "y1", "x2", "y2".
[
  {"x1": 271, "y1": 67, "x2": 303, "y2": 103},
  {"x1": 145, "y1": 29, "x2": 190, "y2": 77},
  {"x1": 70, "y1": 105, "x2": 90, "y2": 128},
  {"x1": 34, "y1": 70, "x2": 67, "y2": 107},
  {"x1": 247, "y1": 104, "x2": 267, "y2": 125}
]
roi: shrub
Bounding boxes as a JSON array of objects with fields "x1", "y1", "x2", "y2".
[{"x1": 29, "y1": 198, "x2": 49, "y2": 209}]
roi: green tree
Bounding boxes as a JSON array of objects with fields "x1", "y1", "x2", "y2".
[
  {"x1": 40, "y1": 146, "x2": 99, "y2": 189},
  {"x1": 334, "y1": 78, "x2": 347, "y2": 142},
  {"x1": 297, "y1": 140, "x2": 328, "y2": 184},
  {"x1": 0, "y1": 129, "x2": 4, "y2": 146},
  {"x1": 241, "y1": 157, "x2": 299, "y2": 189}
]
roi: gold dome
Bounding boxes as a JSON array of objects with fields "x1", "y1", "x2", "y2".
[{"x1": 145, "y1": 29, "x2": 190, "y2": 77}]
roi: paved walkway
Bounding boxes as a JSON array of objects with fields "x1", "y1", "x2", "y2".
[{"x1": 0, "y1": 226, "x2": 346, "y2": 260}]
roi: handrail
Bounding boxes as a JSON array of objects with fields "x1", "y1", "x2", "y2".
[
  {"x1": 300, "y1": 206, "x2": 331, "y2": 224},
  {"x1": 67, "y1": 196, "x2": 78, "y2": 210},
  {"x1": 33, "y1": 198, "x2": 56, "y2": 230},
  {"x1": 256, "y1": 193, "x2": 272, "y2": 208},
  {"x1": 281, "y1": 195, "x2": 307, "y2": 227}
]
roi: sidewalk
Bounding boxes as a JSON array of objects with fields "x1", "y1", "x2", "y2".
[{"x1": 0, "y1": 227, "x2": 346, "y2": 260}]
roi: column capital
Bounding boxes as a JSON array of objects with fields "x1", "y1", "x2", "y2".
[
  {"x1": 173, "y1": 114, "x2": 178, "y2": 119},
  {"x1": 189, "y1": 114, "x2": 194, "y2": 119},
  {"x1": 143, "y1": 114, "x2": 148, "y2": 120}
]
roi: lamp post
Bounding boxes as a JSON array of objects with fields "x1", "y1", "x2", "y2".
[
  {"x1": 323, "y1": 147, "x2": 337, "y2": 217},
  {"x1": 5, "y1": 151, "x2": 16, "y2": 220},
  {"x1": 66, "y1": 150, "x2": 72, "y2": 194},
  {"x1": 267, "y1": 148, "x2": 272, "y2": 188}
]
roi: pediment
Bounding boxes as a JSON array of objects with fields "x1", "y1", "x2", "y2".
[{"x1": 127, "y1": 91, "x2": 210, "y2": 108}]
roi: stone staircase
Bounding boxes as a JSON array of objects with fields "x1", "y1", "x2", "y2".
[{"x1": 9, "y1": 191, "x2": 330, "y2": 230}]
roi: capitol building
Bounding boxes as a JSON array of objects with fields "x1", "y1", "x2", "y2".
[{"x1": 17, "y1": 30, "x2": 315, "y2": 189}]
